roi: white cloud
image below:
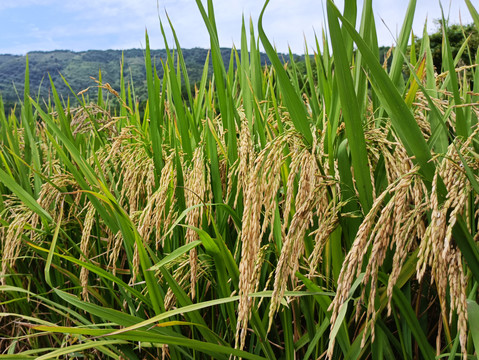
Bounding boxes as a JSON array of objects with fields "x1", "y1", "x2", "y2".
[{"x1": 0, "y1": 0, "x2": 54, "y2": 10}]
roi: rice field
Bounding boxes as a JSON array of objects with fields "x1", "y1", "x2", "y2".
[{"x1": 1, "y1": 0, "x2": 479, "y2": 359}]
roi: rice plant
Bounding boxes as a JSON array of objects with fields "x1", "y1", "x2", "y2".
[{"x1": 0, "y1": 0, "x2": 479, "y2": 359}]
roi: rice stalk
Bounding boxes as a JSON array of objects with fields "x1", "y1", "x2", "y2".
[
  {"x1": 236, "y1": 114, "x2": 262, "y2": 351},
  {"x1": 79, "y1": 203, "x2": 96, "y2": 300},
  {"x1": 184, "y1": 144, "x2": 208, "y2": 299},
  {"x1": 2, "y1": 204, "x2": 33, "y2": 284}
]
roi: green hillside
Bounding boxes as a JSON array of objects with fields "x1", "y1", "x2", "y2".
[{"x1": 0, "y1": 48, "x2": 270, "y2": 109}]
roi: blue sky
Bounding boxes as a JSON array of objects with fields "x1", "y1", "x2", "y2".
[{"x1": 0, "y1": 0, "x2": 476, "y2": 55}]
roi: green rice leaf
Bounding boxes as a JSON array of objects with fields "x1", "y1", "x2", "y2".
[
  {"x1": 467, "y1": 300, "x2": 479, "y2": 359},
  {"x1": 35, "y1": 340, "x2": 126, "y2": 360},
  {"x1": 388, "y1": 0, "x2": 416, "y2": 90},
  {"x1": 326, "y1": 0, "x2": 439, "y2": 192},
  {"x1": 33, "y1": 327, "x2": 266, "y2": 360},
  {"x1": 439, "y1": 4, "x2": 467, "y2": 138},
  {"x1": 327, "y1": 0, "x2": 373, "y2": 212},
  {"x1": 27, "y1": 242, "x2": 149, "y2": 305},
  {"x1": 0, "y1": 168, "x2": 51, "y2": 222},
  {"x1": 145, "y1": 30, "x2": 164, "y2": 174},
  {"x1": 149, "y1": 240, "x2": 202, "y2": 271},
  {"x1": 44, "y1": 205, "x2": 62, "y2": 287},
  {"x1": 391, "y1": 286, "x2": 435, "y2": 360},
  {"x1": 101, "y1": 295, "x2": 240, "y2": 337},
  {"x1": 465, "y1": 0, "x2": 479, "y2": 30},
  {"x1": 453, "y1": 215, "x2": 479, "y2": 283},
  {"x1": 258, "y1": 0, "x2": 313, "y2": 146}
]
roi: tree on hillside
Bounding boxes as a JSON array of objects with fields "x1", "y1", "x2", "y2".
[{"x1": 427, "y1": 20, "x2": 479, "y2": 71}]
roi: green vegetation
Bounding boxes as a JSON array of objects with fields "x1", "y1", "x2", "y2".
[
  {"x1": 0, "y1": 48, "x2": 271, "y2": 114},
  {"x1": 0, "y1": 0, "x2": 479, "y2": 359},
  {"x1": 427, "y1": 20, "x2": 479, "y2": 70}
]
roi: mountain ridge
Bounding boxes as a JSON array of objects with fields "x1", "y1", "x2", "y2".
[{"x1": 0, "y1": 48, "x2": 272, "y2": 108}]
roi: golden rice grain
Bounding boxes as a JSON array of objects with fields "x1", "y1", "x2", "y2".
[
  {"x1": 184, "y1": 145, "x2": 207, "y2": 299},
  {"x1": 80, "y1": 204, "x2": 96, "y2": 300},
  {"x1": 269, "y1": 149, "x2": 317, "y2": 330}
]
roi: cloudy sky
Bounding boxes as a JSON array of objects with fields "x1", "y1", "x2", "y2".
[{"x1": 0, "y1": 0, "x2": 476, "y2": 55}]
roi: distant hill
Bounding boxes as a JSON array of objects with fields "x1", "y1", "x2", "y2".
[{"x1": 0, "y1": 48, "x2": 271, "y2": 109}]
